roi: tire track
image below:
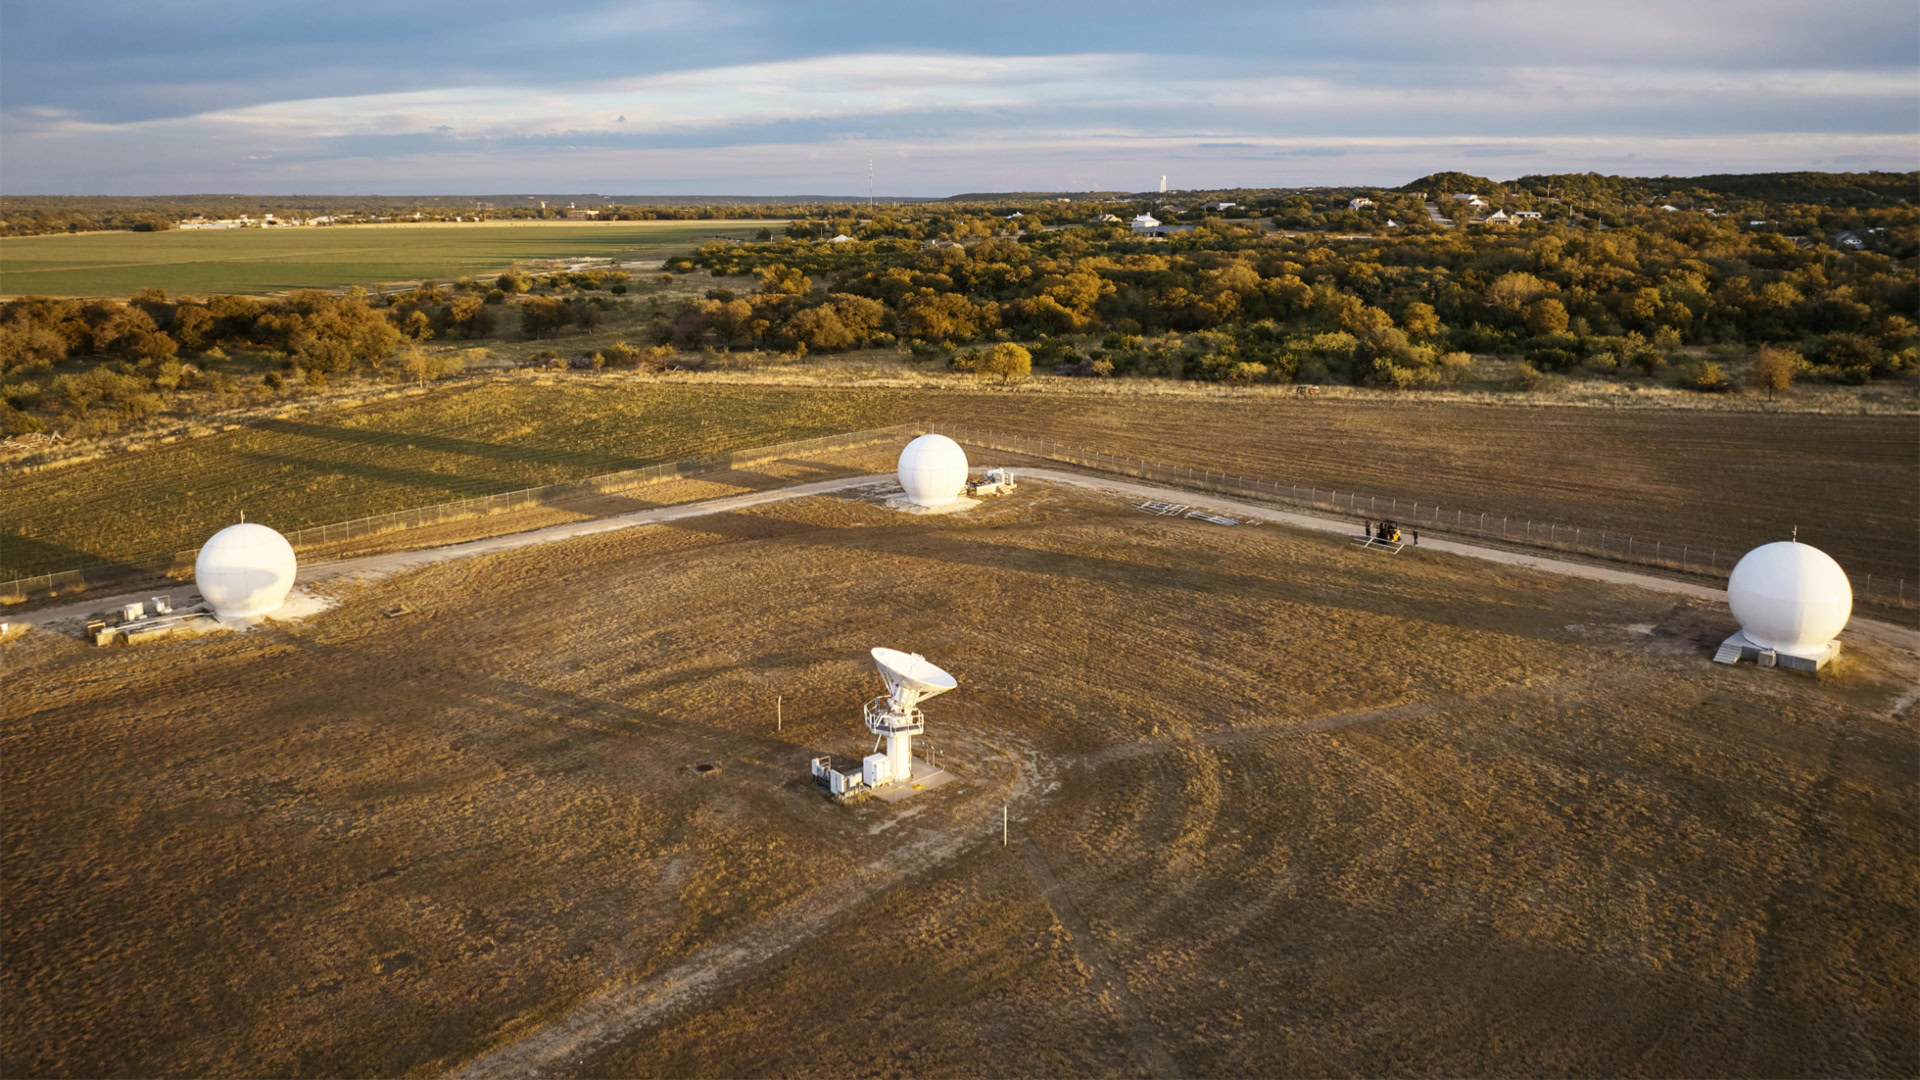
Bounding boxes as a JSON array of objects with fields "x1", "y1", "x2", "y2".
[{"x1": 1018, "y1": 841, "x2": 1182, "y2": 1079}]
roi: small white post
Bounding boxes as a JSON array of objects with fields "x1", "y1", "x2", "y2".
[
  {"x1": 776, "y1": 695, "x2": 782, "y2": 733},
  {"x1": 1002, "y1": 803, "x2": 1008, "y2": 847}
]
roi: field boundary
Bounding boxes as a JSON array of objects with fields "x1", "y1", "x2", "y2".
[
  {"x1": 926, "y1": 421, "x2": 1915, "y2": 611},
  {"x1": 0, "y1": 423, "x2": 918, "y2": 606}
]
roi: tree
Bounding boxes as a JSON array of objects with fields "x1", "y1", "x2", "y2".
[
  {"x1": 1525, "y1": 297, "x2": 1569, "y2": 336},
  {"x1": 1485, "y1": 272, "x2": 1549, "y2": 314},
  {"x1": 1748, "y1": 345, "x2": 1799, "y2": 401},
  {"x1": 447, "y1": 295, "x2": 494, "y2": 338},
  {"x1": 520, "y1": 296, "x2": 572, "y2": 338},
  {"x1": 1401, "y1": 302, "x2": 1443, "y2": 340},
  {"x1": 975, "y1": 342, "x2": 1032, "y2": 385}
]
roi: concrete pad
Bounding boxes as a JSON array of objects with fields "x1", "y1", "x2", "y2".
[{"x1": 872, "y1": 759, "x2": 955, "y2": 802}]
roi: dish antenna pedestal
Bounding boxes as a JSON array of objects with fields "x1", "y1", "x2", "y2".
[{"x1": 863, "y1": 647, "x2": 956, "y2": 784}]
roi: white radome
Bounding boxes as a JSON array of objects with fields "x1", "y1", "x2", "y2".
[
  {"x1": 897, "y1": 434, "x2": 968, "y2": 507},
  {"x1": 1727, "y1": 541, "x2": 1852, "y2": 657},
  {"x1": 194, "y1": 522, "x2": 298, "y2": 619}
]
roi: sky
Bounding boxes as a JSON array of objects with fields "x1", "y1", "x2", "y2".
[{"x1": 2, "y1": 0, "x2": 1916, "y2": 196}]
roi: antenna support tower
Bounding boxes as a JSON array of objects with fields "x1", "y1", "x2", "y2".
[{"x1": 863, "y1": 647, "x2": 955, "y2": 783}]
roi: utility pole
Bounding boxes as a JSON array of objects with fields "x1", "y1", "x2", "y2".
[
  {"x1": 1002, "y1": 803, "x2": 1008, "y2": 847},
  {"x1": 777, "y1": 695, "x2": 782, "y2": 733}
]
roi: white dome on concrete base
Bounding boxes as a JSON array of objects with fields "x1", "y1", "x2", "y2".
[
  {"x1": 1727, "y1": 541, "x2": 1851, "y2": 659},
  {"x1": 897, "y1": 434, "x2": 968, "y2": 507},
  {"x1": 195, "y1": 522, "x2": 298, "y2": 619}
]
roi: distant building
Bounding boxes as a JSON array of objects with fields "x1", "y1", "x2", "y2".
[
  {"x1": 1512, "y1": 210, "x2": 1542, "y2": 221},
  {"x1": 1385, "y1": 218, "x2": 1400, "y2": 228},
  {"x1": 1348, "y1": 197, "x2": 1374, "y2": 210},
  {"x1": 1094, "y1": 213, "x2": 1122, "y2": 223},
  {"x1": 1451, "y1": 193, "x2": 1486, "y2": 207},
  {"x1": 1659, "y1": 204, "x2": 1680, "y2": 212},
  {"x1": 1483, "y1": 210, "x2": 1512, "y2": 225},
  {"x1": 1005, "y1": 211, "x2": 1022, "y2": 219},
  {"x1": 564, "y1": 209, "x2": 599, "y2": 220},
  {"x1": 828, "y1": 234, "x2": 854, "y2": 243},
  {"x1": 1130, "y1": 213, "x2": 1190, "y2": 238},
  {"x1": 1833, "y1": 231, "x2": 1865, "y2": 249},
  {"x1": 921, "y1": 239, "x2": 960, "y2": 249},
  {"x1": 1212, "y1": 201, "x2": 1237, "y2": 211}
]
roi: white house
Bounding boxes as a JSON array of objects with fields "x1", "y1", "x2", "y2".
[
  {"x1": 1659, "y1": 204, "x2": 1680, "y2": 212},
  {"x1": 1483, "y1": 210, "x2": 1512, "y2": 225},
  {"x1": 1212, "y1": 201, "x2": 1237, "y2": 211},
  {"x1": 1130, "y1": 213, "x2": 1161, "y2": 231},
  {"x1": 1005, "y1": 211, "x2": 1022, "y2": 219},
  {"x1": 828, "y1": 234, "x2": 854, "y2": 243},
  {"x1": 1451, "y1": 193, "x2": 1488, "y2": 207},
  {"x1": 1513, "y1": 210, "x2": 1542, "y2": 220},
  {"x1": 1385, "y1": 219, "x2": 1400, "y2": 228},
  {"x1": 1349, "y1": 197, "x2": 1374, "y2": 210}
]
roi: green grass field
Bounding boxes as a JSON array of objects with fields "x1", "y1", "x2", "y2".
[
  {"x1": 0, "y1": 383, "x2": 907, "y2": 579},
  {"x1": 0, "y1": 220, "x2": 782, "y2": 298}
]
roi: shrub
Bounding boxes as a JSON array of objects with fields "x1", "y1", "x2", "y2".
[
  {"x1": 1512, "y1": 363, "x2": 1565, "y2": 393},
  {"x1": 975, "y1": 342, "x2": 1032, "y2": 385},
  {"x1": 1686, "y1": 361, "x2": 1733, "y2": 393}
]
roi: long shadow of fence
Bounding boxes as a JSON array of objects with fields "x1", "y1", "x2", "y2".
[{"x1": 1, "y1": 424, "x2": 918, "y2": 607}]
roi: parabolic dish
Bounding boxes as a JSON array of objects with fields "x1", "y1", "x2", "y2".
[{"x1": 871, "y1": 647, "x2": 957, "y2": 697}]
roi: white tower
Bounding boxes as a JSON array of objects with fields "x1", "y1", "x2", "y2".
[
  {"x1": 1159, "y1": 175, "x2": 1167, "y2": 194},
  {"x1": 864, "y1": 648, "x2": 956, "y2": 784}
]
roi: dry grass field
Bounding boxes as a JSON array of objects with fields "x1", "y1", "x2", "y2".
[
  {"x1": 0, "y1": 383, "x2": 910, "y2": 580},
  {"x1": 5, "y1": 381, "x2": 1916, "y2": 601},
  {"x1": 908, "y1": 391, "x2": 1920, "y2": 589},
  {"x1": 4, "y1": 475, "x2": 1914, "y2": 1077}
]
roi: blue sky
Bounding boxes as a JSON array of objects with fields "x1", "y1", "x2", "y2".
[{"x1": 2, "y1": 0, "x2": 1916, "y2": 195}]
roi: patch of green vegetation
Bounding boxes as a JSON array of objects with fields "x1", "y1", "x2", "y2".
[
  {"x1": 0, "y1": 221, "x2": 782, "y2": 298},
  {"x1": 0, "y1": 382, "x2": 908, "y2": 579}
]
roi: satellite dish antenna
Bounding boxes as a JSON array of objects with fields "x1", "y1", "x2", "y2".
[
  {"x1": 872, "y1": 647, "x2": 955, "y2": 711},
  {"x1": 863, "y1": 648, "x2": 957, "y2": 785}
]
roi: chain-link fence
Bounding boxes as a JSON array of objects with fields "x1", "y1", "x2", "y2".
[
  {"x1": 927, "y1": 421, "x2": 1914, "y2": 611},
  {"x1": 2, "y1": 423, "x2": 918, "y2": 606}
]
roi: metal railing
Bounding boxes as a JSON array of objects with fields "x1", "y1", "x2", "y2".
[
  {"x1": 926, "y1": 421, "x2": 1915, "y2": 611},
  {"x1": 2, "y1": 423, "x2": 918, "y2": 606}
]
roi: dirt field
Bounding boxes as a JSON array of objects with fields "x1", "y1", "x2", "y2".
[
  {"x1": 4, "y1": 476, "x2": 1914, "y2": 1077},
  {"x1": 910, "y1": 391, "x2": 1920, "y2": 589}
]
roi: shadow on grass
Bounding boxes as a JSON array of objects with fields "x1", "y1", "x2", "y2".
[{"x1": 253, "y1": 418, "x2": 661, "y2": 475}]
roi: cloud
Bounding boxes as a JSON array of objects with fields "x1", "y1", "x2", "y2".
[{"x1": 2, "y1": 1, "x2": 1915, "y2": 194}]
